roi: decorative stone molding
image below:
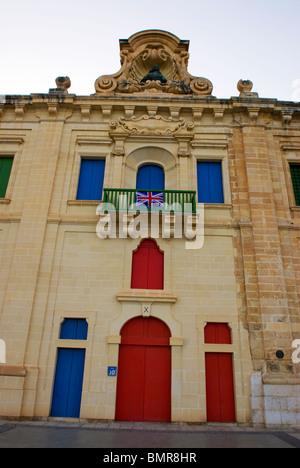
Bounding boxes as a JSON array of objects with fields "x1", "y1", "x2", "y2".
[
  {"x1": 101, "y1": 105, "x2": 113, "y2": 122},
  {"x1": 213, "y1": 108, "x2": 225, "y2": 122},
  {"x1": 281, "y1": 109, "x2": 294, "y2": 126},
  {"x1": 95, "y1": 30, "x2": 213, "y2": 97},
  {"x1": 14, "y1": 104, "x2": 25, "y2": 120},
  {"x1": 47, "y1": 102, "x2": 58, "y2": 117},
  {"x1": 80, "y1": 104, "x2": 91, "y2": 121},
  {"x1": 110, "y1": 133, "x2": 127, "y2": 157},
  {"x1": 0, "y1": 135, "x2": 24, "y2": 145},
  {"x1": 248, "y1": 107, "x2": 260, "y2": 123},
  {"x1": 176, "y1": 135, "x2": 193, "y2": 157}
]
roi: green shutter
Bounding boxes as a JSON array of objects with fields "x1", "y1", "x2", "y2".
[
  {"x1": 290, "y1": 164, "x2": 300, "y2": 206},
  {"x1": 0, "y1": 157, "x2": 13, "y2": 198}
]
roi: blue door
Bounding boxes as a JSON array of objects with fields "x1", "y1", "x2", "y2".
[
  {"x1": 50, "y1": 348, "x2": 86, "y2": 418},
  {"x1": 136, "y1": 164, "x2": 165, "y2": 191}
]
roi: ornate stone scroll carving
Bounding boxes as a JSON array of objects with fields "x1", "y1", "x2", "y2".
[
  {"x1": 110, "y1": 114, "x2": 194, "y2": 136},
  {"x1": 95, "y1": 30, "x2": 213, "y2": 97}
]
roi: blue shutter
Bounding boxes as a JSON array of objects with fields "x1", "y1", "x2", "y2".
[
  {"x1": 136, "y1": 164, "x2": 165, "y2": 191},
  {"x1": 77, "y1": 159, "x2": 105, "y2": 200},
  {"x1": 197, "y1": 161, "x2": 224, "y2": 203},
  {"x1": 60, "y1": 319, "x2": 88, "y2": 340},
  {"x1": 197, "y1": 162, "x2": 210, "y2": 203},
  {"x1": 50, "y1": 348, "x2": 86, "y2": 417}
]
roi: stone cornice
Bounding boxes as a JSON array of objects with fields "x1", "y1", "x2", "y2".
[
  {"x1": 1, "y1": 93, "x2": 298, "y2": 110},
  {"x1": 0, "y1": 94, "x2": 299, "y2": 128}
]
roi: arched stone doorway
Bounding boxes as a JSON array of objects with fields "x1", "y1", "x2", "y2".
[{"x1": 115, "y1": 316, "x2": 171, "y2": 422}]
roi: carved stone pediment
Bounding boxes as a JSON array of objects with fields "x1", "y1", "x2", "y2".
[{"x1": 95, "y1": 30, "x2": 213, "y2": 97}]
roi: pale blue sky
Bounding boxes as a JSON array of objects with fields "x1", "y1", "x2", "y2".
[{"x1": 1, "y1": 0, "x2": 299, "y2": 101}]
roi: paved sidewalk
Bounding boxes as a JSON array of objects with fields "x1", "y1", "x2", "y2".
[{"x1": 0, "y1": 419, "x2": 300, "y2": 448}]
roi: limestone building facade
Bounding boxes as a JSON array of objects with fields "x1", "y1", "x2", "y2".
[{"x1": 0, "y1": 30, "x2": 300, "y2": 426}]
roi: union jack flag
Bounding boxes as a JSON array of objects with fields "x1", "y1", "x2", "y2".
[{"x1": 136, "y1": 191, "x2": 164, "y2": 209}]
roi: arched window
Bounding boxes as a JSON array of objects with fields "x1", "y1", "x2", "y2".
[
  {"x1": 131, "y1": 239, "x2": 164, "y2": 289},
  {"x1": 136, "y1": 164, "x2": 165, "y2": 191}
]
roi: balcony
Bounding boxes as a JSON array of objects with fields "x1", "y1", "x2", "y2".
[{"x1": 102, "y1": 188, "x2": 197, "y2": 213}]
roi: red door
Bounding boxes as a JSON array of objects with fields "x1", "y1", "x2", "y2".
[
  {"x1": 205, "y1": 353, "x2": 236, "y2": 422},
  {"x1": 204, "y1": 323, "x2": 235, "y2": 422},
  {"x1": 115, "y1": 317, "x2": 171, "y2": 422}
]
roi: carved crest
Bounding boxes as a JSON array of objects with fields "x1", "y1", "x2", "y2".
[{"x1": 95, "y1": 30, "x2": 213, "y2": 96}]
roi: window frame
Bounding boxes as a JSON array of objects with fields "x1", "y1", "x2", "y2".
[
  {"x1": 192, "y1": 140, "x2": 231, "y2": 205},
  {"x1": 68, "y1": 134, "x2": 111, "y2": 204}
]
